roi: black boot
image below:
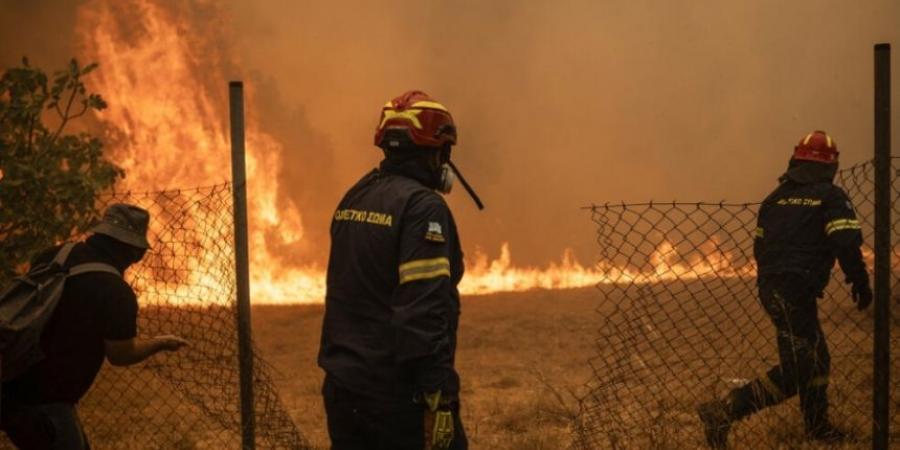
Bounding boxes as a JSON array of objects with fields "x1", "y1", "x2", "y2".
[
  {"x1": 808, "y1": 423, "x2": 850, "y2": 443},
  {"x1": 697, "y1": 399, "x2": 732, "y2": 449},
  {"x1": 802, "y1": 386, "x2": 850, "y2": 443},
  {"x1": 697, "y1": 378, "x2": 785, "y2": 449}
]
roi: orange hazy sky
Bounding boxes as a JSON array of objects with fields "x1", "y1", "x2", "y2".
[{"x1": 1, "y1": 0, "x2": 898, "y2": 266}]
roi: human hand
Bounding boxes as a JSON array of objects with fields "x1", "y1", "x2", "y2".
[
  {"x1": 850, "y1": 280, "x2": 873, "y2": 311},
  {"x1": 155, "y1": 335, "x2": 190, "y2": 352}
]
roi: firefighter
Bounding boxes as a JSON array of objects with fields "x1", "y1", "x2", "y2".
[
  {"x1": 697, "y1": 130, "x2": 872, "y2": 448},
  {"x1": 318, "y1": 91, "x2": 468, "y2": 450}
]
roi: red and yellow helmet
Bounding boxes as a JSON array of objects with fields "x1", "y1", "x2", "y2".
[
  {"x1": 374, "y1": 90, "x2": 457, "y2": 148},
  {"x1": 793, "y1": 130, "x2": 839, "y2": 164}
]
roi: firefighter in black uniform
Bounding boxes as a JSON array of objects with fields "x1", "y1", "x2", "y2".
[
  {"x1": 318, "y1": 91, "x2": 468, "y2": 450},
  {"x1": 697, "y1": 130, "x2": 873, "y2": 448}
]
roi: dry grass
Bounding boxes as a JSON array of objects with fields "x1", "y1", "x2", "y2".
[
  {"x1": 252, "y1": 288, "x2": 598, "y2": 450},
  {"x1": 2, "y1": 286, "x2": 894, "y2": 449},
  {"x1": 254, "y1": 285, "x2": 898, "y2": 450},
  {"x1": 570, "y1": 280, "x2": 900, "y2": 450}
]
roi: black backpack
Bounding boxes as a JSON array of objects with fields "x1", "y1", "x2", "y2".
[{"x1": 0, "y1": 243, "x2": 120, "y2": 382}]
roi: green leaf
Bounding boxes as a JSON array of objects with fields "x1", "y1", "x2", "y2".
[
  {"x1": 81, "y1": 62, "x2": 99, "y2": 75},
  {"x1": 0, "y1": 56, "x2": 122, "y2": 287}
]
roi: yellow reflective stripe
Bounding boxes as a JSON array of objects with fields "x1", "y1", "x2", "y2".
[
  {"x1": 808, "y1": 375, "x2": 829, "y2": 388},
  {"x1": 826, "y1": 218, "x2": 858, "y2": 227},
  {"x1": 825, "y1": 218, "x2": 861, "y2": 235},
  {"x1": 755, "y1": 227, "x2": 764, "y2": 238},
  {"x1": 400, "y1": 257, "x2": 450, "y2": 272},
  {"x1": 432, "y1": 410, "x2": 454, "y2": 447},
  {"x1": 828, "y1": 224, "x2": 862, "y2": 234},
  {"x1": 400, "y1": 268, "x2": 451, "y2": 284},
  {"x1": 399, "y1": 257, "x2": 451, "y2": 284},
  {"x1": 410, "y1": 100, "x2": 449, "y2": 112},
  {"x1": 760, "y1": 374, "x2": 785, "y2": 401},
  {"x1": 379, "y1": 109, "x2": 423, "y2": 130},
  {"x1": 384, "y1": 101, "x2": 448, "y2": 112},
  {"x1": 424, "y1": 390, "x2": 442, "y2": 412}
]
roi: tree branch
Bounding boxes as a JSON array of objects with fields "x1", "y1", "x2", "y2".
[
  {"x1": 69, "y1": 103, "x2": 89, "y2": 120},
  {"x1": 27, "y1": 115, "x2": 36, "y2": 152},
  {"x1": 52, "y1": 82, "x2": 79, "y2": 140},
  {"x1": 0, "y1": 219, "x2": 25, "y2": 240},
  {"x1": 0, "y1": 223, "x2": 14, "y2": 239}
]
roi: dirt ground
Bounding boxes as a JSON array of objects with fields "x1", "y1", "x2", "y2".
[
  {"x1": 1, "y1": 285, "x2": 893, "y2": 449},
  {"x1": 251, "y1": 288, "x2": 598, "y2": 450},
  {"x1": 253, "y1": 285, "x2": 898, "y2": 450}
]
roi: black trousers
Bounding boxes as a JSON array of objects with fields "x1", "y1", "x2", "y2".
[
  {"x1": 727, "y1": 274, "x2": 831, "y2": 430},
  {"x1": 1, "y1": 402, "x2": 90, "y2": 450},
  {"x1": 322, "y1": 377, "x2": 467, "y2": 450}
]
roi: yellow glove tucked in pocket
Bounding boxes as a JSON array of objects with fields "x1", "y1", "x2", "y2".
[{"x1": 423, "y1": 390, "x2": 454, "y2": 450}]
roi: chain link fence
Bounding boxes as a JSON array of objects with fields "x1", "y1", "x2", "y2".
[
  {"x1": 2, "y1": 183, "x2": 308, "y2": 449},
  {"x1": 574, "y1": 159, "x2": 899, "y2": 449}
]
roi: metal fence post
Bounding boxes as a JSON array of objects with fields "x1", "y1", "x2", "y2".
[
  {"x1": 872, "y1": 43, "x2": 891, "y2": 450},
  {"x1": 230, "y1": 81, "x2": 256, "y2": 449}
]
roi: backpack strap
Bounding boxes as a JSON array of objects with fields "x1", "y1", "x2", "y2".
[
  {"x1": 67, "y1": 263, "x2": 121, "y2": 278},
  {"x1": 51, "y1": 243, "x2": 78, "y2": 267},
  {"x1": 47, "y1": 243, "x2": 121, "y2": 278}
]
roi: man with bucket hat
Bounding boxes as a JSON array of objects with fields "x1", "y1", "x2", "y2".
[
  {"x1": 1, "y1": 203, "x2": 189, "y2": 450},
  {"x1": 89, "y1": 203, "x2": 153, "y2": 249}
]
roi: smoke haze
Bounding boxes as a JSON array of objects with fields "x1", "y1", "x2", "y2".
[{"x1": 2, "y1": 0, "x2": 898, "y2": 267}]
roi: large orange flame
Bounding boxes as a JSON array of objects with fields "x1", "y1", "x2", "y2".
[
  {"x1": 78, "y1": 0, "x2": 326, "y2": 304},
  {"x1": 75, "y1": 0, "x2": 757, "y2": 305}
]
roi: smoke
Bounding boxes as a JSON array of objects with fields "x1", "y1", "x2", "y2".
[
  {"x1": 2, "y1": 0, "x2": 899, "y2": 267},
  {"x1": 225, "y1": 0, "x2": 900, "y2": 265},
  {"x1": 0, "y1": 2, "x2": 83, "y2": 67}
]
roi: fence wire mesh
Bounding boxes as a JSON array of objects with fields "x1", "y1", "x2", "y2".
[
  {"x1": 1, "y1": 183, "x2": 308, "y2": 449},
  {"x1": 574, "y1": 159, "x2": 899, "y2": 449}
]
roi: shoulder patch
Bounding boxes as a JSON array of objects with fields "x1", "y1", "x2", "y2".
[{"x1": 425, "y1": 221, "x2": 446, "y2": 243}]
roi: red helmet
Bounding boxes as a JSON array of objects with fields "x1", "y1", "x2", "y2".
[
  {"x1": 793, "y1": 130, "x2": 839, "y2": 164},
  {"x1": 374, "y1": 90, "x2": 457, "y2": 148}
]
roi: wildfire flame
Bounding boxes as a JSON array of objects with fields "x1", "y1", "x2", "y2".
[
  {"x1": 78, "y1": 0, "x2": 325, "y2": 304},
  {"x1": 75, "y1": 0, "x2": 757, "y2": 305}
]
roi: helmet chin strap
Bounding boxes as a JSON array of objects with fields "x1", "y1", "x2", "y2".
[{"x1": 447, "y1": 161, "x2": 484, "y2": 210}]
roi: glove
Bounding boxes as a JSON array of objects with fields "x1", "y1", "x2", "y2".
[
  {"x1": 847, "y1": 276, "x2": 873, "y2": 311},
  {"x1": 422, "y1": 391, "x2": 454, "y2": 450}
]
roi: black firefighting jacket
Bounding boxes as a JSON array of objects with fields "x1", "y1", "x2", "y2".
[
  {"x1": 318, "y1": 162, "x2": 464, "y2": 401},
  {"x1": 754, "y1": 171, "x2": 867, "y2": 294}
]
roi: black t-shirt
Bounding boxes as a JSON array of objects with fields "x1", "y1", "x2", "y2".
[{"x1": 2, "y1": 241, "x2": 139, "y2": 405}]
